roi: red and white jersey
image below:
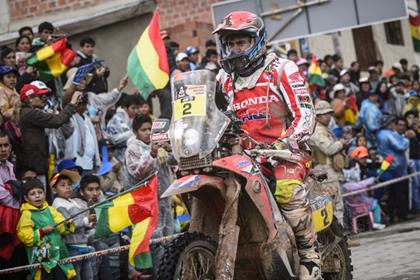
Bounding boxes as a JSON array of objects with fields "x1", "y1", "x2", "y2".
[{"x1": 217, "y1": 54, "x2": 315, "y2": 145}]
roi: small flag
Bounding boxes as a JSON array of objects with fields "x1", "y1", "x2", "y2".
[
  {"x1": 377, "y1": 154, "x2": 394, "y2": 177},
  {"x1": 308, "y1": 55, "x2": 325, "y2": 87},
  {"x1": 409, "y1": 15, "x2": 420, "y2": 52},
  {"x1": 127, "y1": 176, "x2": 159, "y2": 269},
  {"x1": 94, "y1": 176, "x2": 158, "y2": 238},
  {"x1": 26, "y1": 38, "x2": 75, "y2": 82},
  {"x1": 127, "y1": 9, "x2": 169, "y2": 100}
]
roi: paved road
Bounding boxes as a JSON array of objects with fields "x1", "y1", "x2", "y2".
[{"x1": 351, "y1": 219, "x2": 420, "y2": 280}]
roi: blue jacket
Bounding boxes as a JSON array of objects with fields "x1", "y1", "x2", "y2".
[
  {"x1": 357, "y1": 99, "x2": 383, "y2": 145},
  {"x1": 377, "y1": 129, "x2": 409, "y2": 177}
]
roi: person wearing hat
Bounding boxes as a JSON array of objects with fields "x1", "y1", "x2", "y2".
[
  {"x1": 171, "y1": 52, "x2": 190, "y2": 79},
  {"x1": 402, "y1": 90, "x2": 420, "y2": 116},
  {"x1": 308, "y1": 101, "x2": 348, "y2": 225},
  {"x1": 357, "y1": 90, "x2": 383, "y2": 147},
  {"x1": 356, "y1": 76, "x2": 371, "y2": 108},
  {"x1": 18, "y1": 82, "x2": 82, "y2": 191},
  {"x1": 0, "y1": 66, "x2": 21, "y2": 125},
  {"x1": 377, "y1": 114, "x2": 410, "y2": 222},
  {"x1": 330, "y1": 83, "x2": 347, "y2": 127},
  {"x1": 185, "y1": 46, "x2": 200, "y2": 71},
  {"x1": 340, "y1": 68, "x2": 359, "y2": 97},
  {"x1": 368, "y1": 66, "x2": 381, "y2": 90}
]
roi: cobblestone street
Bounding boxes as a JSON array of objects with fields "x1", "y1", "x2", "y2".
[{"x1": 351, "y1": 218, "x2": 420, "y2": 280}]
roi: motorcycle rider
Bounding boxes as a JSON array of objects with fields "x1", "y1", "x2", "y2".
[{"x1": 214, "y1": 11, "x2": 321, "y2": 280}]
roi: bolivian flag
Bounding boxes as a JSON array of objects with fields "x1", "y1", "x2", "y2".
[
  {"x1": 26, "y1": 38, "x2": 75, "y2": 82},
  {"x1": 127, "y1": 9, "x2": 169, "y2": 100},
  {"x1": 308, "y1": 55, "x2": 325, "y2": 87},
  {"x1": 377, "y1": 154, "x2": 394, "y2": 178},
  {"x1": 94, "y1": 175, "x2": 158, "y2": 239},
  {"x1": 410, "y1": 15, "x2": 420, "y2": 52}
]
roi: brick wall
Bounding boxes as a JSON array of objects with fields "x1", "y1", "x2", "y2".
[
  {"x1": 8, "y1": 0, "x2": 112, "y2": 21},
  {"x1": 158, "y1": 0, "x2": 224, "y2": 52}
]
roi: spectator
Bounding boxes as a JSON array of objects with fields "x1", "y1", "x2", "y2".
[
  {"x1": 340, "y1": 69, "x2": 359, "y2": 96},
  {"x1": 185, "y1": 46, "x2": 200, "y2": 71},
  {"x1": 0, "y1": 66, "x2": 20, "y2": 125},
  {"x1": 76, "y1": 37, "x2": 97, "y2": 66},
  {"x1": 205, "y1": 39, "x2": 217, "y2": 51},
  {"x1": 106, "y1": 94, "x2": 140, "y2": 164},
  {"x1": 98, "y1": 140, "x2": 124, "y2": 194},
  {"x1": 15, "y1": 36, "x2": 32, "y2": 75},
  {"x1": 124, "y1": 114, "x2": 173, "y2": 278},
  {"x1": 51, "y1": 172, "x2": 94, "y2": 280},
  {"x1": 400, "y1": 58, "x2": 409, "y2": 76},
  {"x1": 18, "y1": 26, "x2": 34, "y2": 41},
  {"x1": 349, "y1": 61, "x2": 360, "y2": 85},
  {"x1": 374, "y1": 60, "x2": 384, "y2": 77},
  {"x1": 368, "y1": 66, "x2": 381, "y2": 91},
  {"x1": 377, "y1": 115, "x2": 410, "y2": 222},
  {"x1": 375, "y1": 81, "x2": 392, "y2": 113},
  {"x1": 0, "y1": 47, "x2": 16, "y2": 67},
  {"x1": 323, "y1": 54, "x2": 334, "y2": 70},
  {"x1": 18, "y1": 82, "x2": 81, "y2": 188},
  {"x1": 389, "y1": 80, "x2": 407, "y2": 116},
  {"x1": 404, "y1": 110, "x2": 420, "y2": 213},
  {"x1": 31, "y1": 21, "x2": 54, "y2": 52},
  {"x1": 160, "y1": 30, "x2": 176, "y2": 73},
  {"x1": 402, "y1": 90, "x2": 420, "y2": 116},
  {"x1": 329, "y1": 54, "x2": 344, "y2": 79},
  {"x1": 171, "y1": 52, "x2": 190, "y2": 78},
  {"x1": 330, "y1": 83, "x2": 347, "y2": 127},
  {"x1": 200, "y1": 48, "x2": 220, "y2": 74},
  {"x1": 357, "y1": 91, "x2": 383, "y2": 147},
  {"x1": 17, "y1": 178, "x2": 76, "y2": 279},
  {"x1": 64, "y1": 93, "x2": 100, "y2": 175},
  {"x1": 0, "y1": 132, "x2": 16, "y2": 182},
  {"x1": 356, "y1": 76, "x2": 371, "y2": 109},
  {"x1": 287, "y1": 49, "x2": 299, "y2": 63}
]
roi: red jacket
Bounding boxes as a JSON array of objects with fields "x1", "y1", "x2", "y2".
[{"x1": 217, "y1": 54, "x2": 316, "y2": 146}]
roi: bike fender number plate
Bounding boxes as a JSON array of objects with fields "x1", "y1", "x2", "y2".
[
  {"x1": 312, "y1": 201, "x2": 333, "y2": 232},
  {"x1": 173, "y1": 85, "x2": 206, "y2": 120}
]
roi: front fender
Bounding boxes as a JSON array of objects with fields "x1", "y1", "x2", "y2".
[{"x1": 161, "y1": 175, "x2": 224, "y2": 198}]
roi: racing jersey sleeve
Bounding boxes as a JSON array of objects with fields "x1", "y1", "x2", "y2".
[{"x1": 277, "y1": 61, "x2": 315, "y2": 143}]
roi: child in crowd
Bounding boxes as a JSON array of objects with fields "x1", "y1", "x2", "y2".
[
  {"x1": 106, "y1": 94, "x2": 140, "y2": 164},
  {"x1": 125, "y1": 114, "x2": 174, "y2": 277},
  {"x1": 51, "y1": 172, "x2": 94, "y2": 280},
  {"x1": 17, "y1": 178, "x2": 76, "y2": 279},
  {"x1": 74, "y1": 174, "x2": 118, "y2": 280}
]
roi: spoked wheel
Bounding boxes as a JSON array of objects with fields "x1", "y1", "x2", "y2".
[
  {"x1": 319, "y1": 218, "x2": 353, "y2": 280},
  {"x1": 158, "y1": 232, "x2": 217, "y2": 280}
]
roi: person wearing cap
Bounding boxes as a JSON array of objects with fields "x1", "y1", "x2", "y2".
[
  {"x1": 171, "y1": 52, "x2": 190, "y2": 79},
  {"x1": 308, "y1": 101, "x2": 348, "y2": 225},
  {"x1": 18, "y1": 82, "x2": 82, "y2": 188},
  {"x1": 185, "y1": 46, "x2": 200, "y2": 71},
  {"x1": 402, "y1": 90, "x2": 420, "y2": 116},
  {"x1": 0, "y1": 66, "x2": 21, "y2": 125},
  {"x1": 51, "y1": 171, "x2": 95, "y2": 280},
  {"x1": 377, "y1": 115, "x2": 410, "y2": 222},
  {"x1": 356, "y1": 76, "x2": 371, "y2": 109},
  {"x1": 357, "y1": 90, "x2": 383, "y2": 147},
  {"x1": 368, "y1": 66, "x2": 381, "y2": 90},
  {"x1": 340, "y1": 68, "x2": 359, "y2": 97},
  {"x1": 160, "y1": 30, "x2": 176, "y2": 74}
]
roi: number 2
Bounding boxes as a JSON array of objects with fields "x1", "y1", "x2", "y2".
[
  {"x1": 183, "y1": 103, "x2": 192, "y2": 115},
  {"x1": 320, "y1": 208, "x2": 329, "y2": 226}
]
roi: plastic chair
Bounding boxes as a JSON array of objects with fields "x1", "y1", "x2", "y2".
[{"x1": 344, "y1": 200, "x2": 374, "y2": 234}]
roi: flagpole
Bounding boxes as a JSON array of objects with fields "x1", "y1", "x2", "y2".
[{"x1": 54, "y1": 171, "x2": 158, "y2": 228}]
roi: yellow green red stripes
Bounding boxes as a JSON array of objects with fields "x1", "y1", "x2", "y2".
[{"x1": 127, "y1": 9, "x2": 169, "y2": 99}]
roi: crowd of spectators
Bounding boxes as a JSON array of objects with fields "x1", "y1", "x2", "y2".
[{"x1": 0, "y1": 18, "x2": 419, "y2": 280}]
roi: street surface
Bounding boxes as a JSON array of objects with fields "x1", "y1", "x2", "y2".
[{"x1": 351, "y1": 218, "x2": 420, "y2": 280}]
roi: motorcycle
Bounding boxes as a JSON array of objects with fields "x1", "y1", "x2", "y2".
[{"x1": 158, "y1": 70, "x2": 352, "y2": 280}]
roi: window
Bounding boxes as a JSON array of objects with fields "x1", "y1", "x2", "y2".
[{"x1": 384, "y1": 20, "x2": 404, "y2": 45}]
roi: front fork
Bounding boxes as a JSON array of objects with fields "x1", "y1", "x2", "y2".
[{"x1": 215, "y1": 175, "x2": 241, "y2": 280}]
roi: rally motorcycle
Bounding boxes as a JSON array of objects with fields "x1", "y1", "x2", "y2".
[{"x1": 158, "y1": 70, "x2": 352, "y2": 280}]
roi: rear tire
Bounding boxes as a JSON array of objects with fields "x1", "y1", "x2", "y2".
[
  {"x1": 319, "y1": 218, "x2": 353, "y2": 280},
  {"x1": 157, "y1": 232, "x2": 217, "y2": 280}
]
